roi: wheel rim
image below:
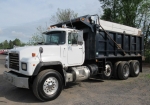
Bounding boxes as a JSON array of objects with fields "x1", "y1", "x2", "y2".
[
  {"x1": 123, "y1": 64, "x2": 129, "y2": 77},
  {"x1": 134, "y1": 63, "x2": 139, "y2": 74},
  {"x1": 43, "y1": 77, "x2": 58, "y2": 95},
  {"x1": 104, "y1": 64, "x2": 111, "y2": 77}
]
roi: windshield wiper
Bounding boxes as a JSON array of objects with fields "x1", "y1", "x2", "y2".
[
  {"x1": 44, "y1": 42, "x2": 59, "y2": 45},
  {"x1": 37, "y1": 42, "x2": 44, "y2": 45},
  {"x1": 52, "y1": 42, "x2": 59, "y2": 45}
]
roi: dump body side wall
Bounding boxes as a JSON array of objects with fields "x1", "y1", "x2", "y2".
[
  {"x1": 82, "y1": 28, "x2": 143, "y2": 60},
  {"x1": 95, "y1": 30, "x2": 143, "y2": 59}
]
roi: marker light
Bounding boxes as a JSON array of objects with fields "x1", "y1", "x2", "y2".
[
  {"x1": 47, "y1": 27, "x2": 51, "y2": 30},
  {"x1": 96, "y1": 59, "x2": 98, "y2": 62},
  {"x1": 32, "y1": 53, "x2": 36, "y2": 57},
  {"x1": 81, "y1": 18, "x2": 85, "y2": 21},
  {"x1": 47, "y1": 26, "x2": 57, "y2": 30},
  {"x1": 62, "y1": 24, "x2": 67, "y2": 28}
]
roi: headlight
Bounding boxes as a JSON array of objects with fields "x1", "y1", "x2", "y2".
[{"x1": 21, "y1": 62, "x2": 27, "y2": 71}]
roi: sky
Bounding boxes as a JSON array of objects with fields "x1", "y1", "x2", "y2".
[{"x1": 0, "y1": 0, "x2": 102, "y2": 43}]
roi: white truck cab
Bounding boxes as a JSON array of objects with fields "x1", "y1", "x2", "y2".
[
  {"x1": 5, "y1": 28, "x2": 84, "y2": 75},
  {"x1": 3, "y1": 27, "x2": 88, "y2": 101}
]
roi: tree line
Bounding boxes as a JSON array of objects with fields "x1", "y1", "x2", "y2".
[{"x1": 0, "y1": 38, "x2": 25, "y2": 49}]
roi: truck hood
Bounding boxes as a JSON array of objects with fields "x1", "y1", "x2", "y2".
[{"x1": 9, "y1": 45, "x2": 61, "y2": 62}]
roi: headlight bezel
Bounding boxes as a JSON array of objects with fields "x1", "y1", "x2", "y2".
[{"x1": 21, "y1": 62, "x2": 27, "y2": 71}]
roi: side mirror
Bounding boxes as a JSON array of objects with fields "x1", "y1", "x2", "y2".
[{"x1": 39, "y1": 47, "x2": 43, "y2": 53}]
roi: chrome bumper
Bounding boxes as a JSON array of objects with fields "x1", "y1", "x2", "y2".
[{"x1": 3, "y1": 71, "x2": 29, "y2": 89}]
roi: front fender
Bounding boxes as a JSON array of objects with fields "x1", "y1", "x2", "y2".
[
  {"x1": 33, "y1": 61, "x2": 62, "y2": 76},
  {"x1": 33, "y1": 61, "x2": 66, "y2": 86}
]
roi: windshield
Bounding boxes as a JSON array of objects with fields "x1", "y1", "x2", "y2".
[{"x1": 44, "y1": 31, "x2": 66, "y2": 45}]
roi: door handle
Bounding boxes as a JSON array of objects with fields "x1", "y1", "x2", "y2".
[
  {"x1": 79, "y1": 48, "x2": 82, "y2": 49},
  {"x1": 63, "y1": 48, "x2": 66, "y2": 57}
]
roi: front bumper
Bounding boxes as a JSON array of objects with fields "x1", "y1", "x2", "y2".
[{"x1": 3, "y1": 71, "x2": 29, "y2": 89}]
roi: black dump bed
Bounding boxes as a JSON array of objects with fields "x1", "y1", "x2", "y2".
[{"x1": 51, "y1": 15, "x2": 144, "y2": 60}]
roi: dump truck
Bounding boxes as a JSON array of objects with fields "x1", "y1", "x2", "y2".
[{"x1": 3, "y1": 14, "x2": 144, "y2": 101}]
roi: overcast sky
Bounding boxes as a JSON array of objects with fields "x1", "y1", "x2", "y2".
[{"x1": 0, "y1": 0, "x2": 102, "y2": 43}]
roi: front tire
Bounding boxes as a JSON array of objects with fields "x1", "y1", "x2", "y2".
[{"x1": 32, "y1": 69, "x2": 63, "y2": 101}]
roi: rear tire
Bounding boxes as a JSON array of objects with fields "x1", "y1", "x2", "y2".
[
  {"x1": 130, "y1": 60, "x2": 140, "y2": 77},
  {"x1": 118, "y1": 61, "x2": 130, "y2": 80},
  {"x1": 103, "y1": 62, "x2": 113, "y2": 79},
  {"x1": 113, "y1": 61, "x2": 121, "y2": 79},
  {"x1": 32, "y1": 69, "x2": 63, "y2": 101}
]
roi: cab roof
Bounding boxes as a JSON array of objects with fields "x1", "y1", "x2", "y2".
[{"x1": 42, "y1": 28, "x2": 79, "y2": 34}]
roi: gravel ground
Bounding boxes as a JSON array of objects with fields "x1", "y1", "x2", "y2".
[{"x1": 0, "y1": 55, "x2": 150, "y2": 105}]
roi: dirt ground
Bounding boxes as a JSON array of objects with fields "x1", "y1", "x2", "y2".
[{"x1": 0, "y1": 55, "x2": 150, "y2": 105}]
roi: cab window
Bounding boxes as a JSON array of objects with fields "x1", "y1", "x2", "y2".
[
  {"x1": 68, "y1": 31, "x2": 83, "y2": 45},
  {"x1": 68, "y1": 32, "x2": 78, "y2": 44}
]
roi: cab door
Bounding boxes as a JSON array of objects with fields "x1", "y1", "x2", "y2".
[{"x1": 67, "y1": 31, "x2": 84, "y2": 65}]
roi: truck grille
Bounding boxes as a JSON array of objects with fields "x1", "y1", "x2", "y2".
[{"x1": 9, "y1": 53, "x2": 19, "y2": 70}]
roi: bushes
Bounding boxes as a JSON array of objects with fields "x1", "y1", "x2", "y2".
[{"x1": 145, "y1": 49, "x2": 150, "y2": 63}]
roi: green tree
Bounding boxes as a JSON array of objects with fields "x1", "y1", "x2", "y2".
[
  {"x1": 100, "y1": 0, "x2": 120, "y2": 23},
  {"x1": 21, "y1": 42, "x2": 26, "y2": 47},
  {"x1": 99, "y1": 0, "x2": 143, "y2": 27},
  {"x1": 101, "y1": 8, "x2": 113, "y2": 21},
  {"x1": 0, "y1": 43, "x2": 3, "y2": 49},
  {"x1": 9, "y1": 40, "x2": 13, "y2": 49},
  {"x1": 139, "y1": 0, "x2": 150, "y2": 49},
  {"x1": 13, "y1": 38, "x2": 21, "y2": 46},
  {"x1": 50, "y1": 8, "x2": 78, "y2": 24},
  {"x1": 3, "y1": 40, "x2": 9, "y2": 49}
]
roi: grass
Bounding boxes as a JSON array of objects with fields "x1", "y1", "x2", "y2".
[{"x1": 145, "y1": 74, "x2": 150, "y2": 79}]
